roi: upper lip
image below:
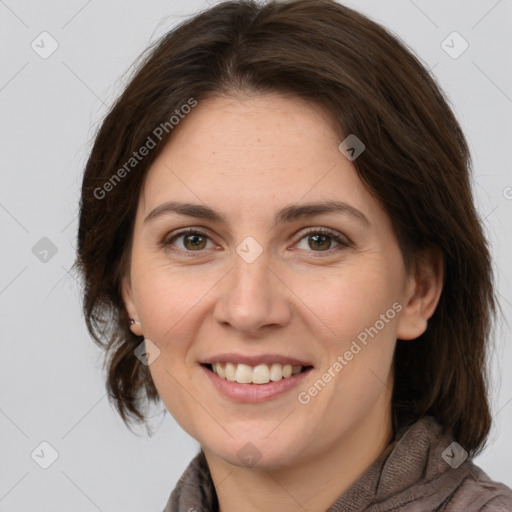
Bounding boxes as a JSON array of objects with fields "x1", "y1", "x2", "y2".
[{"x1": 200, "y1": 353, "x2": 313, "y2": 367}]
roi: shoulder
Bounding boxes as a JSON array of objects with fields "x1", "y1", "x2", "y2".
[{"x1": 444, "y1": 462, "x2": 512, "y2": 511}]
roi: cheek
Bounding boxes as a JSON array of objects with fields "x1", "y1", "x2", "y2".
[
  {"x1": 293, "y1": 263, "x2": 400, "y2": 400},
  {"x1": 146, "y1": 358, "x2": 203, "y2": 440},
  {"x1": 291, "y1": 262, "x2": 403, "y2": 342},
  {"x1": 134, "y1": 266, "x2": 206, "y2": 432},
  {"x1": 131, "y1": 255, "x2": 212, "y2": 339},
  {"x1": 305, "y1": 290, "x2": 398, "y2": 420}
]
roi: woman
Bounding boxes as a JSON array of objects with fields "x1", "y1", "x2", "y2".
[{"x1": 75, "y1": 0, "x2": 512, "y2": 510}]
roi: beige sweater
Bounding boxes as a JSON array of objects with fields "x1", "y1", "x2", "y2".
[{"x1": 163, "y1": 416, "x2": 512, "y2": 511}]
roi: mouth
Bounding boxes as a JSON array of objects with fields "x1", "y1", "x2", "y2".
[
  {"x1": 201, "y1": 362, "x2": 313, "y2": 385},
  {"x1": 200, "y1": 361, "x2": 314, "y2": 403}
]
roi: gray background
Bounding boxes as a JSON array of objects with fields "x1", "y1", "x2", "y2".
[{"x1": 1, "y1": 0, "x2": 511, "y2": 510}]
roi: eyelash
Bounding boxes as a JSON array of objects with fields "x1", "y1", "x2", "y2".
[{"x1": 162, "y1": 227, "x2": 351, "y2": 257}]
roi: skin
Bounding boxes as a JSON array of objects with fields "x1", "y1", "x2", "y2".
[{"x1": 122, "y1": 92, "x2": 443, "y2": 512}]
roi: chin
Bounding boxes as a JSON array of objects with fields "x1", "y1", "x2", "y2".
[{"x1": 203, "y1": 432, "x2": 305, "y2": 470}]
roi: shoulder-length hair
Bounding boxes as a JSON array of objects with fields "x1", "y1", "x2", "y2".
[{"x1": 75, "y1": 0, "x2": 496, "y2": 455}]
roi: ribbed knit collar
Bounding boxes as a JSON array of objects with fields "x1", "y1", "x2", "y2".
[{"x1": 164, "y1": 416, "x2": 487, "y2": 512}]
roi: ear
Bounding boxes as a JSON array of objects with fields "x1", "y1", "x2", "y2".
[
  {"x1": 396, "y1": 247, "x2": 444, "y2": 340},
  {"x1": 121, "y1": 276, "x2": 143, "y2": 336}
]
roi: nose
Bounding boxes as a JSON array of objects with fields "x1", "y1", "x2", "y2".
[{"x1": 213, "y1": 247, "x2": 292, "y2": 336}]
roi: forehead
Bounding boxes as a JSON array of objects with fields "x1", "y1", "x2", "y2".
[{"x1": 138, "y1": 93, "x2": 381, "y2": 226}]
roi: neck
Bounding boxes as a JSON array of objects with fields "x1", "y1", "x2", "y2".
[{"x1": 204, "y1": 392, "x2": 394, "y2": 512}]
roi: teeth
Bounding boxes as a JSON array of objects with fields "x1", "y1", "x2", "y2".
[
  {"x1": 224, "y1": 362, "x2": 236, "y2": 382},
  {"x1": 252, "y1": 364, "x2": 270, "y2": 384},
  {"x1": 216, "y1": 363, "x2": 226, "y2": 379},
  {"x1": 211, "y1": 362, "x2": 305, "y2": 384},
  {"x1": 270, "y1": 363, "x2": 283, "y2": 381},
  {"x1": 235, "y1": 363, "x2": 252, "y2": 384}
]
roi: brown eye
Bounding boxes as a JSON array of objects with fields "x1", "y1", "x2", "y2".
[
  {"x1": 295, "y1": 228, "x2": 350, "y2": 253},
  {"x1": 164, "y1": 229, "x2": 213, "y2": 252},
  {"x1": 307, "y1": 233, "x2": 332, "y2": 251},
  {"x1": 182, "y1": 232, "x2": 207, "y2": 250}
]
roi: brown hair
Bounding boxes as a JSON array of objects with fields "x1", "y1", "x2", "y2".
[{"x1": 75, "y1": 0, "x2": 496, "y2": 454}]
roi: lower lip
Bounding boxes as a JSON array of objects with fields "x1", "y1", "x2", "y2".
[{"x1": 200, "y1": 365, "x2": 313, "y2": 403}]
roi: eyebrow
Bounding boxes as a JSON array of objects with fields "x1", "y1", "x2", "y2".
[{"x1": 143, "y1": 200, "x2": 371, "y2": 227}]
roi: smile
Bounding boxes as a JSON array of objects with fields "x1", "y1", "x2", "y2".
[
  {"x1": 207, "y1": 362, "x2": 308, "y2": 384},
  {"x1": 200, "y1": 356, "x2": 314, "y2": 403}
]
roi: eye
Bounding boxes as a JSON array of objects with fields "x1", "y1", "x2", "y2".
[
  {"x1": 162, "y1": 227, "x2": 351, "y2": 256},
  {"x1": 163, "y1": 228, "x2": 215, "y2": 253},
  {"x1": 294, "y1": 227, "x2": 350, "y2": 253}
]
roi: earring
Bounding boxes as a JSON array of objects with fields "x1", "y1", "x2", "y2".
[{"x1": 129, "y1": 318, "x2": 141, "y2": 326}]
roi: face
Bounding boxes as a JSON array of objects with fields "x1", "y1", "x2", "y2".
[{"x1": 122, "y1": 92, "x2": 432, "y2": 470}]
